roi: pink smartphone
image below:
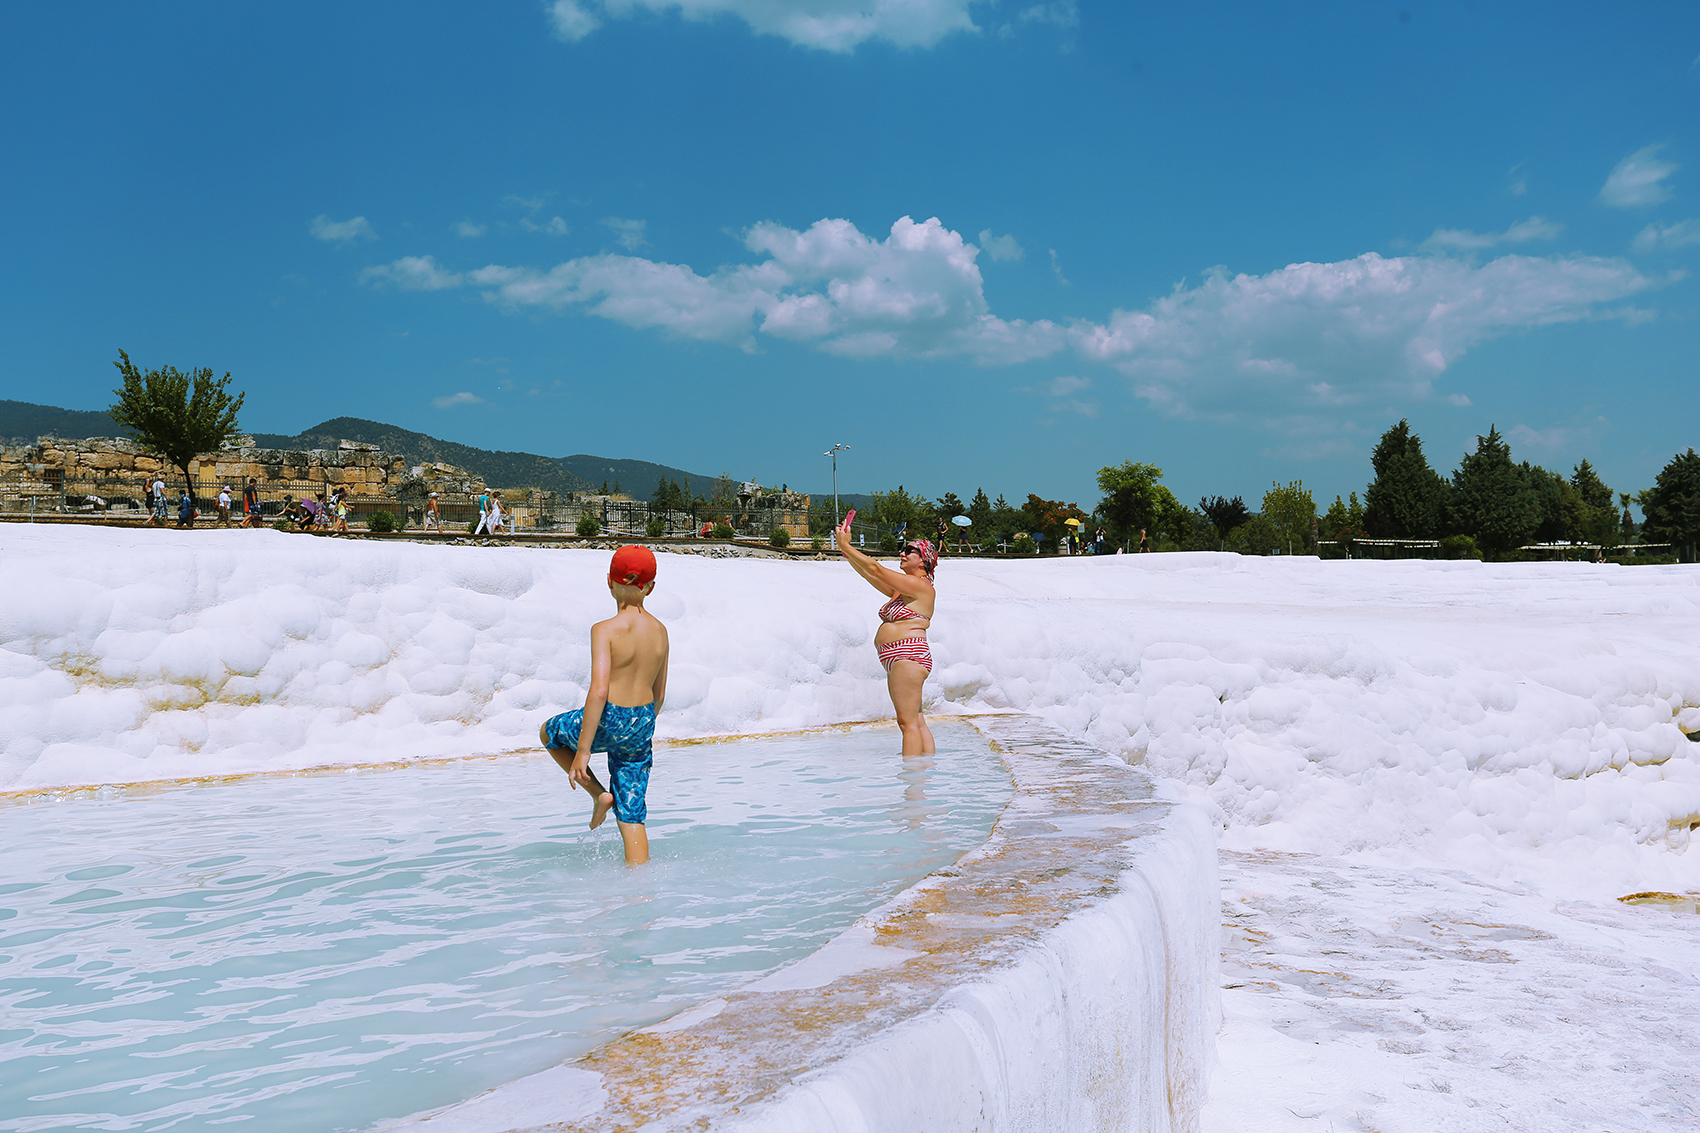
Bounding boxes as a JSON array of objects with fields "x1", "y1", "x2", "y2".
[{"x1": 843, "y1": 509, "x2": 856, "y2": 526}]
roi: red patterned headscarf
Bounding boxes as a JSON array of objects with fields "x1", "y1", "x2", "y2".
[{"x1": 903, "y1": 538, "x2": 938, "y2": 579}]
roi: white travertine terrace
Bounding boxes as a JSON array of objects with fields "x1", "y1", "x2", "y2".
[{"x1": 388, "y1": 715, "x2": 1219, "y2": 1132}]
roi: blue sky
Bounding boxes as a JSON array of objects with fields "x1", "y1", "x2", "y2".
[{"x1": 3, "y1": 2, "x2": 1696, "y2": 511}]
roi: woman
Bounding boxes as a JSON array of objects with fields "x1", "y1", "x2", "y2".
[{"x1": 835, "y1": 511, "x2": 937, "y2": 756}]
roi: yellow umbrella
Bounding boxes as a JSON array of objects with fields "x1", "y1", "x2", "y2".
[{"x1": 1064, "y1": 517, "x2": 1081, "y2": 526}]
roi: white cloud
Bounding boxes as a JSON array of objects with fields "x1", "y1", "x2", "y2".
[
  {"x1": 1506, "y1": 423, "x2": 1583, "y2": 454},
  {"x1": 1048, "y1": 247, "x2": 1069, "y2": 285},
  {"x1": 457, "y1": 215, "x2": 1063, "y2": 361},
  {"x1": 454, "y1": 220, "x2": 488, "y2": 237},
  {"x1": 549, "y1": 0, "x2": 602, "y2": 40},
  {"x1": 310, "y1": 215, "x2": 377, "y2": 244},
  {"x1": 1599, "y1": 145, "x2": 1678, "y2": 208},
  {"x1": 1071, "y1": 250, "x2": 1653, "y2": 416},
  {"x1": 360, "y1": 255, "x2": 463, "y2": 291},
  {"x1": 1019, "y1": 1, "x2": 1078, "y2": 28},
  {"x1": 601, "y1": 217, "x2": 646, "y2": 250},
  {"x1": 549, "y1": 0, "x2": 980, "y2": 52},
  {"x1": 978, "y1": 229, "x2": 1023, "y2": 262},
  {"x1": 1423, "y1": 216, "x2": 1562, "y2": 250},
  {"x1": 504, "y1": 194, "x2": 547, "y2": 211},
  {"x1": 1446, "y1": 393, "x2": 1473, "y2": 407},
  {"x1": 1507, "y1": 163, "x2": 1528, "y2": 197},
  {"x1": 1045, "y1": 374, "x2": 1091, "y2": 395},
  {"x1": 432, "y1": 392, "x2": 485, "y2": 408},
  {"x1": 367, "y1": 216, "x2": 1653, "y2": 420},
  {"x1": 521, "y1": 215, "x2": 571, "y2": 236},
  {"x1": 1632, "y1": 219, "x2": 1700, "y2": 252}
]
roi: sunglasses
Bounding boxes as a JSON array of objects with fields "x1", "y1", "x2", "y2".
[{"x1": 901, "y1": 544, "x2": 927, "y2": 558}]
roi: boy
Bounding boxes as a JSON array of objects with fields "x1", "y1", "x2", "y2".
[{"x1": 540, "y1": 546, "x2": 670, "y2": 864}]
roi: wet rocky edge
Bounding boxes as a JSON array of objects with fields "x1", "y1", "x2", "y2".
[{"x1": 387, "y1": 713, "x2": 1218, "y2": 1133}]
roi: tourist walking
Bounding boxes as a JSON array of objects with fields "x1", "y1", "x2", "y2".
[
  {"x1": 217, "y1": 485, "x2": 232, "y2": 526},
  {"x1": 424, "y1": 491, "x2": 440, "y2": 532},
  {"x1": 149, "y1": 475, "x2": 167, "y2": 525},
  {"x1": 475, "y1": 489, "x2": 492, "y2": 535},
  {"x1": 332, "y1": 488, "x2": 349, "y2": 534},
  {"x1": 242, "y1": 478, "x2": 261, "y2": 527},
  {"x1": 835, "y1": 511, "x2": 937, "y2": 757}
]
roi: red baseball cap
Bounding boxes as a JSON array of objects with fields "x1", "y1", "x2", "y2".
[{"x1": 608, "y1": 545, "x2": 657, "y2": 589}]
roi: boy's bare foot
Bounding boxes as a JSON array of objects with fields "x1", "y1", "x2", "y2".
[{"x1": 589, "y1": 790, "x2": 615, "y2": 829}]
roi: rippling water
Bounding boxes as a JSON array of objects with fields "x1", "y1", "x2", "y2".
[{"x1": 0, "y1": 721, "x2": 1010, "y2": 1132}]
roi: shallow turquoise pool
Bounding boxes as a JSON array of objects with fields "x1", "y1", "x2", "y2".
[{"x1": 0, "y1": 721, "x2": 1011, "y2": 1132}]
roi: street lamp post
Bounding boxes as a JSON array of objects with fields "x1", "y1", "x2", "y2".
[{"x1": 823, "y1": 443, "x2": 850, "y2": 529}]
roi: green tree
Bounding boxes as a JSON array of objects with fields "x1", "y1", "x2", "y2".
[
  {"x1": 1450, "y1": 426, "x2": 1540, "y2": 557},
  {"x1": 967, "y1": 487, "x2": 993, "y2": 532},
  {"x1": 1567, "y1": 460, "x2": 1618, "y2": 548},
  {"x1": 1640, "y1": 448, "x2": 1700, "y2": 562},
  {"x1": 108, "y1": 350, "x2": 244, "y2": 500},
  {"x1": 1096, "y1": 461, "x2": 1177, "y2": 545},
  {"x1": 1522, "y1": 464, "x2": 1573, "y2": 544},
  {"x1": 1318, "y1": 492, "x2": 1365, "y2": 540},
  {"x1": 1021, "y1": 494, "x2": 1090, "y2": 550},
  {"x1": 1178, "y1": 508, "x2": 1221, "y2": 551},
  {"x1": 1226, "y1": 514, "x2": 1281, "y2": 555},
  {"x1": 1618, "y1": 491, "x2": 1637, "y2": 543},
  {"x1": 870, "y1": 484, "x2": 934, "y2": 534},
  {"x1": 1363, "y1": 419, "x2": 1447, "y2": 537},
  {"x1": 1318, "y1": 493, "x2": 1366, "y2": 557},
  {"x1": 1199, "y1": 496, "x2": 1250, "y2": 547},
  {"x1": 935, "y1": 492, "x2": 966, "y2": 521},
  {"x1": 1261, "y1": 480, "x2": 1316, "y2": 554}
]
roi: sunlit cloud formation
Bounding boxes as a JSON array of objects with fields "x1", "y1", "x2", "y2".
[{"x1": 363, "y1": 215, "x2": 1653, "y2": 415}]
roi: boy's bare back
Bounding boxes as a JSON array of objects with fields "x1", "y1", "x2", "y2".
[{"x1": 593, "y1": 603, "x2": 669, "y2": 708}]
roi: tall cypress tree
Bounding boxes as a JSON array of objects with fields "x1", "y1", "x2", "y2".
[
  {"x1": 1450, "y1": 426, "x2": 1540, "y2": 557},
  {"x1": 1363, "y1": 420, "x2": 1447, "y2": 537}
]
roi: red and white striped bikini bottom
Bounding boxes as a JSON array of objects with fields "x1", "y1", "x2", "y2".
[{"x1": 876, "y1": 636, "x2": 933, "y2": 674}]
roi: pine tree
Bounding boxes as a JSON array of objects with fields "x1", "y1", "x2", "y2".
[
  {"x1": 1567, "y1": 460, "x2": 1617, "y2": 547},
  {"x1": 1640, "y1": 448, "x2": 1700, "y2": 562},
  {"x1": 1363, "y1": 420, "x2": 1446, "y2": 537},
  {"x1": 1450, "y1": 426, "x2": 1540, "y2": 557}
]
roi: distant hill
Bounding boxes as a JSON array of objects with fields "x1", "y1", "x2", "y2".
[
  {"x1": 0, "y1": 400, "x2": 128, "y2": 444},
  {"x1": 251, "y1": 417, "x2": 726, "y2": 501},
  {"x1": 0, "y1": 400, "x2": 834, "y2": 504}
]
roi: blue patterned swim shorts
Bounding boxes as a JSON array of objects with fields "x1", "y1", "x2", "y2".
[{"x1": 543, "y1": 702, "x2": 657, "y2": 824}]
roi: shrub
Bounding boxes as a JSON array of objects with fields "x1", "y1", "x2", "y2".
[
  {"x1": 1011, "y1": 534, "x2": 1038, "y2": 554},
  {"x1": 768, "y1": 527, "x2": 790, "y2": 547},
  {"x1": 271, "y1": 518, "x2": 293, "y2": 533},
  {"x1": 576, "y1": 515, "x2": 600, "y2": 537},
  {"x1": 980, "y1": 535, "x2": 1000, "y2": 554},
  {"x1": 645, "y1": 516, "x2": 665, "y2": 538},
  {"x1": 880, "y1": 533, "x2": 900, "y2": 555},
  {"x1": 712, "y1": 522, "x2": 735, "y2": 539},
  {"x1": 810, "y1": 534, "x2": 823, "y2": 551},
  {"x1": 1440, "y1": 534, "x2": 1482, "y2": 560},
  {"x1": 367, "y1": 510, "x2": 397, "y2": 534}
]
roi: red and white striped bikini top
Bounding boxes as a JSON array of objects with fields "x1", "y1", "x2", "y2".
[{"x1": 879, "y1": 596, "x2": 930, "y2": 623}]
